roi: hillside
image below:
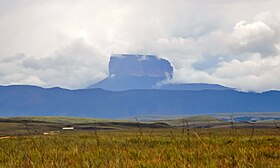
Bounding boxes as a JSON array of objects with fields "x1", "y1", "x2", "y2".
[{"x1": 1, "y1": 85, "x2": 280, "y2": 118}]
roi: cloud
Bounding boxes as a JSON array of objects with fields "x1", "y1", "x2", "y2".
[
  {"x1": 146, "y1": 12, "x2": 280, "y2": 92},
  {"x1": 231, "y1": 21, "x2": 279, "y2": 56},
  {"x1": 212, "y1": 55, "x2": 280, "y2": 92},
  {"x1": 1, "y1": 1, "x2": 280, "y2": 91},
  {"x1": 0, "y1": 39, "x2": 107, "y2": 88}
]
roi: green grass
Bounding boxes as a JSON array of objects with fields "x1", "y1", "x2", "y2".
[
  {"x1": 6, "y1": 116, "x2": 124, "y2": 124},
  {"x1": 0, "y1": 116, "x2": 279, "y2": 167},
  {"x1": 0, "y1": 128, "x2": 279, "y2": 167}
]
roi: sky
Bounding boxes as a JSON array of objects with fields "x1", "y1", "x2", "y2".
[{"x1": 1, "y1": 0, "x2": 280, "y2": 92}]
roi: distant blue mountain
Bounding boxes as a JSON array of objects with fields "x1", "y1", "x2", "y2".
[
  {"x1": 90, "y1": 75, "x2": 166, "y2": 91},
  {"x1": 88, "y1": 54, "x2": 232, "y2": 91},
  {"x1": 159, "y1": 83, "x2": 232, "y2": 91},
  {"x1": 88, "y1": 54, "x2": 173, "y2": 91},
  {"x1": 108, "y1": 54, "x2": 173, "y2": 78},
  {"x1": 0, "y1": 85, "x2": 280, "y2": 118}
]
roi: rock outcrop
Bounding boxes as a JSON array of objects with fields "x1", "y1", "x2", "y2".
[
  {"x1": 88, "y1": 54, "x2": 173, "y2": 91},
  {"x1": 109, "y1": 54, "x2": 173, "y2": 78}
]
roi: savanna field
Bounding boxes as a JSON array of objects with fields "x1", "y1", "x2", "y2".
[{"x1": 0, "y1": 127, "x2": 280, "y2": 168}]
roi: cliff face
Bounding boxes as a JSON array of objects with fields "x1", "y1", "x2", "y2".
[
  {"x1": 109, "y1": 54, "x2": 173, "y2": 78},
  {"x1": 88, "y1": 54, "x2": 173, "y2": 91}
]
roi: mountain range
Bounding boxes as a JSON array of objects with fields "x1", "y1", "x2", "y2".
[
  {"x1": 0, "y1": 54, "x2": 279, "y2": 118},
  {"x1": 0, "y1": 85, "x2": 280, "y2": 118}
]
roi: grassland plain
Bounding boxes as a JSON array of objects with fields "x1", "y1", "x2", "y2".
[{"x1": 0, "y1": 127, "x2": 280, "y2": 168}]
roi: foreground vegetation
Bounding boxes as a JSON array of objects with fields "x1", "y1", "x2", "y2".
[{"x1": 0, "y1": 127, "x2": 279, "y2": 167}]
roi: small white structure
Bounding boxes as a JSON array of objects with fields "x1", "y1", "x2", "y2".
[
  {"x1": 62, "y1": 127, "x2": 74, "y2": 130},
  {"x1": 43, "y1": 131, "x2": 60, "y2": 135}
]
